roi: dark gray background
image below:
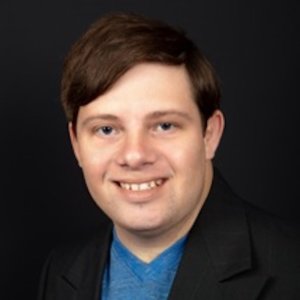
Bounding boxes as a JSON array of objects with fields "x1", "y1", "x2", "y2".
[{"x1": 1, "y1": 0, "x2": 299, "y2": 299}]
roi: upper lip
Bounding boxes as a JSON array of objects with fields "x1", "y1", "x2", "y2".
[{"x1": 112, "y1": 177, "x2": 167, "y2": 184}]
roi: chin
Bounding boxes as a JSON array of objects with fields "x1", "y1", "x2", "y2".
[{"x1": 118, "y1": 216, "x2": 167, "y2": 234}]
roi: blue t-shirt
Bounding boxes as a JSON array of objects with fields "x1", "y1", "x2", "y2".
[{"x1": 101, "y1": 230, "x2": 187, "y2": 300}]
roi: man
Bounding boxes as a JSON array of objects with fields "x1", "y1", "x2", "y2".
[{"x1": 38, "y1": 13, "x2": 300, "y2": 300}]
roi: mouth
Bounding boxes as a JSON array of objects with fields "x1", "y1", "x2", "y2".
[{"x1": 115, "y1": 179, "x2": 165, "y2": 191}]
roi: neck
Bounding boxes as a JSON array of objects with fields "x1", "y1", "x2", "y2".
[{"x1": 114, "y1": 225, "x2": 189, "y2": 263}]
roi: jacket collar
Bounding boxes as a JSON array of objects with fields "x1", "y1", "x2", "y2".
[
  {"x1": 168, "y1": 169, "x2": 269, "y2": 300},
  {"x1": 195, "y1": 169, "x2": 252, "y2": 281}
]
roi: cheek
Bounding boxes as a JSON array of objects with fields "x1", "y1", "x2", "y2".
[
  {"x1": 167, "y1": 138, "x2": 205, "y2": 169},
  {"x1": 80, "y1": 153, "x2": 110, "y2": 203},
  {"x1": 79, "y1": 146, "x2": 110, "y2": 178}
]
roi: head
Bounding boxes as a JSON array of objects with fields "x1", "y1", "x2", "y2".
[
  {"x1": 61, "y1": 12, "x2": 221, "y2": 130},
  {"x1": 62, "y1": 13, "x2": 225, "y2": 248}
]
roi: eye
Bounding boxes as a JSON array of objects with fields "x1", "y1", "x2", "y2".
[
  {"x1": 157, "y1": 122, "x2": 175, "y2": 131},
  {"x1": 96, "y1": 126, "x2": 115, "y2": 136}
]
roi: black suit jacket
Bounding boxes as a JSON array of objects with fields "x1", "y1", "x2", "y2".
[{"x1": 38, "y1": 171, "x2": 300, "y2": 299}]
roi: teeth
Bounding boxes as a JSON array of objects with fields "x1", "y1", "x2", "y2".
[
  {"x1": 131, "y1": 184, "x2": 139, "y2": 191},
  {"x1": 156, "y1": 179, "x2": 163, "y2": 186},
  {"x1": 149, "y1": 181, "x2": 156, "y2": 188},
  {"x1": 119, "y1": 179, "x2": 164, "y2": 191}
]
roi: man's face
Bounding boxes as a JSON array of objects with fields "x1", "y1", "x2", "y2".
[{"x1": 70, "y1": 63, "x2": 223, "y2": 241}]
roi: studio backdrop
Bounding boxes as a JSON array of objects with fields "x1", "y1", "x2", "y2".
[{"x1": 1, "y1": 0, "x2": 299, "y2": 299}]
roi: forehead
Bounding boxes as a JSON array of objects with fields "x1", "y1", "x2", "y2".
[{"x1": 77, "y1": 63, "x2": 200, "y2": 121}]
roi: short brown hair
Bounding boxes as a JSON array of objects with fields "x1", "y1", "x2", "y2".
[{"x1": 61, "y1": 12, "x2": 221, "y2": 127}]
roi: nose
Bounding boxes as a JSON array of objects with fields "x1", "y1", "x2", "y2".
[{"x1": 116, "y1": 131, "x2": 156, "y2": 169}]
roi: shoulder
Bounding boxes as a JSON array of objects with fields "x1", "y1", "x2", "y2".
[
  {"x1": 239, "y1": 201, "x2": 300, "y2": 298},
  {"x1": 243, "y1": 200, "x2": 300, "y2": 272},
  {"x1": 209, "y1": 168, "x2": 300, "y2": 273},
  {"x1": 38, "y1": 220, "x2": 112, "y2": 299},
  {"x1": 212, "y1": 168, "x2": 300, "y2": 263},
  {"x1": 47, "y1": 220, "x2": 112, "y2": 272}
]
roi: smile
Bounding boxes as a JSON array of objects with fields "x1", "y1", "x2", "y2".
[{"x1": 118, "y1": 179, "x2": 164, "y2": 191}]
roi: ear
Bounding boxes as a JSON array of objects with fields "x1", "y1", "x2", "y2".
[
  {"x1": 204, "y1": 110, "x2": 225, "y2": 160},
  {"x1": 68, "y1": 122, "x2": 82, "y2": 167}
]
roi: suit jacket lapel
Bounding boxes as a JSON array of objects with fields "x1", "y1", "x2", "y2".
[
  {"x1": 60, "y1": 221, "x2": 113, "y2": 300},
  {"x1": 168, "y1": 170, "x2": 270, "y2": 300},
  {"x1": 168, "y1": 220, "x2": 223, "y2": 300}
]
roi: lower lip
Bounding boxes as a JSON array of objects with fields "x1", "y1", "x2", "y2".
[{"x1": 114, "y1": 181, "x2": 166, "y2": 203}]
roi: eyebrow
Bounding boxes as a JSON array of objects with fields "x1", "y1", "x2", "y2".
[
  {"x1": 80, "y1": 110, "x2": 193, "y2": 127},
  {"x1": 146, "y1": 110, "x2": 193, "y2": 121},
  {"x1": 80, "y1": 114, "x2": 119, "y2": 127}
]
